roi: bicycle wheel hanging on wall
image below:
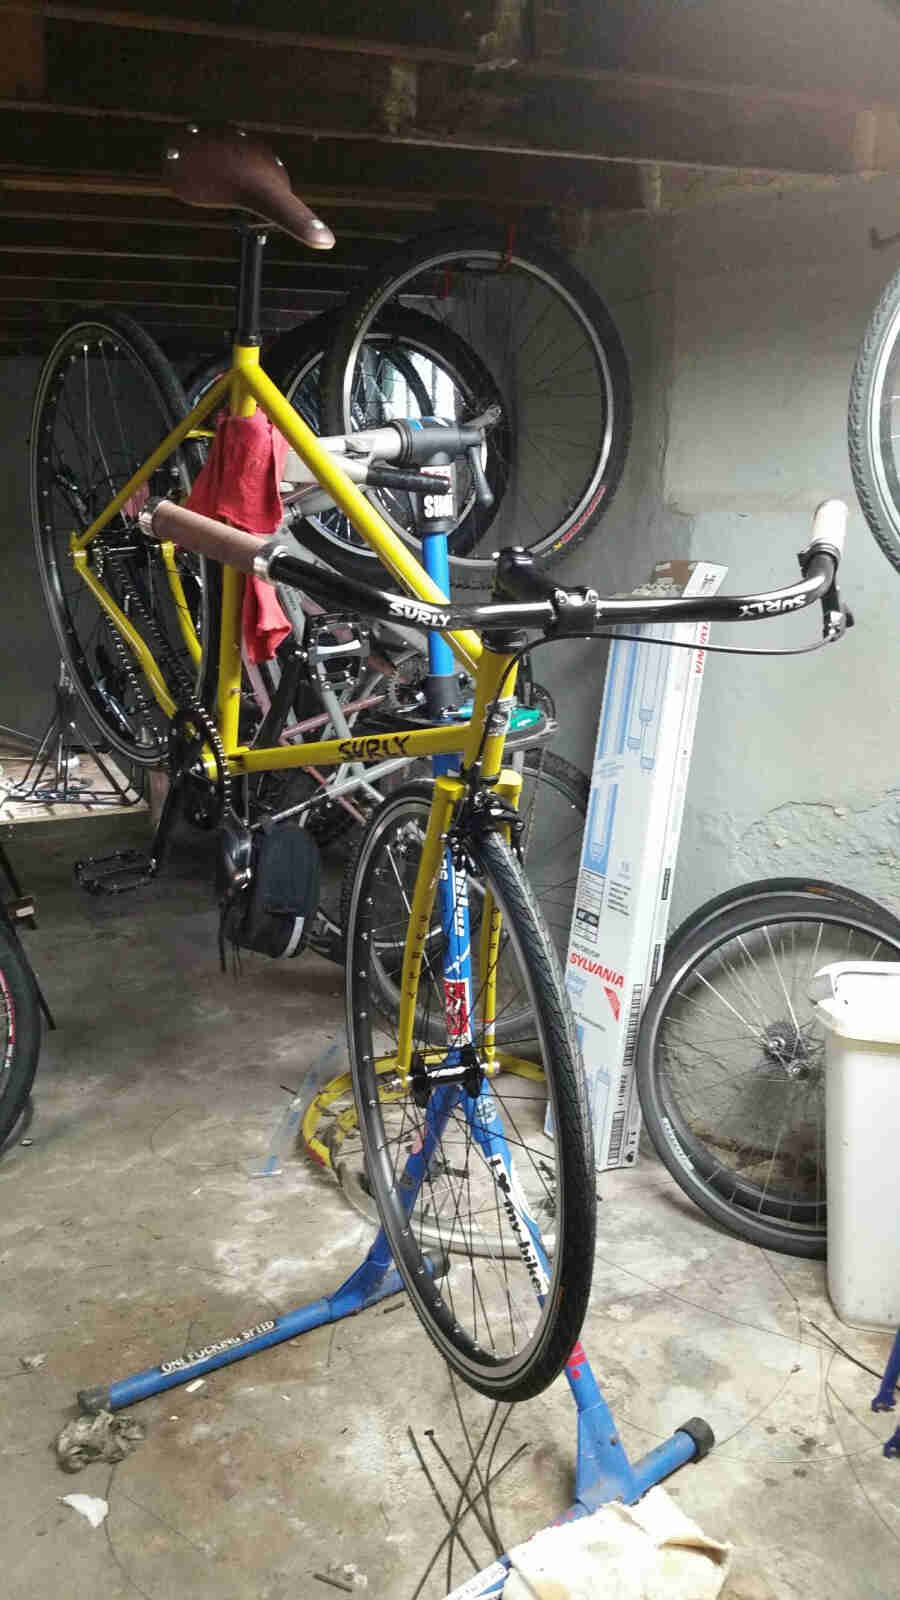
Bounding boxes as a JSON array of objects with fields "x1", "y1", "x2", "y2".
[
  {"x1": 849, "y1": 264, "x2": 900, "y2": 574},
  {"x1": 636, "y1": 887, "x2": 900, "y2": 1258},
  {"x1": 321, "y1": 226, "x2": 632, "y2": 587},
  {"x1": 265, "y1": 302, "x2": 510, "y2": 581},
  {"x1": 30, "y1": 311, "x2": 209, "y2": 766}
]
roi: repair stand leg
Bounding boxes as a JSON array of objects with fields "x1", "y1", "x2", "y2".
[
  {"x1": 78, "y1": 1225, "x2": 441, "y2": 1413},
  {"x1": 444, "y1": 1342, "x2": 715, "y2": 1600}
]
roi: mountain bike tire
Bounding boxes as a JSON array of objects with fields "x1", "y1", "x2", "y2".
[
  {"x1": 637, "y1": 888, "x2": 900, "y2": 1257},
  {"x1": 343, "y1": 783, "x2": 595, "y2": 1400},
  {"x1": 849, "y1": 264, "x2": 900, "y2": 574},
  {"x1": 321, "y1": 225, "x2": 632, "y2": 587},
  {"x1": 30, "y1": 311, "x2": 211, "y2": 765},
  {"x1": 0, "y1": 922, "x2": 42, "y2": 1149}
]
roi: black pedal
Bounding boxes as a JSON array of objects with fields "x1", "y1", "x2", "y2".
[{"x1": 74, "y1": 849, "x2": 159, "y2": 896}]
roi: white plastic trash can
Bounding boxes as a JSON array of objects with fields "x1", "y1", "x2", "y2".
[{"x1": 811, "y1": 960, "x2": 900, "y2": 1330}]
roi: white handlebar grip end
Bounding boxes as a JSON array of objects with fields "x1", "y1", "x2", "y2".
[{"x1": 811, "y1": 498, "x2": 848, "y2": 556}]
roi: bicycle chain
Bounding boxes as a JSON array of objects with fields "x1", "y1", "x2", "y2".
[
  {"x1": 101, "y1": 553, "x2": 156, "y2": 719},
  {"x1": 105, "y1": 547, "x2": 231, "y2": 813},
  {"x1": 170, "y1": 697, "x2": 232, "y2": 817}
]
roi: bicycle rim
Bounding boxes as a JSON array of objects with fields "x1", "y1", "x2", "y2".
[
  {"x1": 638, "y1": 893, "x2": 900, "y2": 1256},
  {"x1": 270, "y1": 305, "x2": 507, "y2": 581},
  {"x1": 344, "y1": 787, "x2": 595, "y2": 1400},
  {"x1": 323, "y1": 229, "x2": 631, "y2": 584},
  {"x1": 30, "y1": 313, "x2": 207, "y2": 764}
]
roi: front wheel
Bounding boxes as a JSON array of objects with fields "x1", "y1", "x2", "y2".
[
  {"x1": 343, "y1": 785, "x2": 595, "y2": 1401},
  {"x1": 637, "y1": 889, "x2": 900, "y2": 1257}
]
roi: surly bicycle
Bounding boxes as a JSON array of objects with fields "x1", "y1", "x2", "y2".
[{"x1": 30, "y1": 129, "x2": 852, "y2": 1398}]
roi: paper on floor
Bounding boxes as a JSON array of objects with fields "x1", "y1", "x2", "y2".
[
  {"x1": 59, "y1": 1494, "x2": 109, "y2": 1529},
  {"x1": 504, "y1": 1486, "x2": 731, "y2": 1600}
]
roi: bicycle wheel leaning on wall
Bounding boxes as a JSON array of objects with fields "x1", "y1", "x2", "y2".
[{"x1": 637, "y1": 884, "x2": 900, "y2": 1258}]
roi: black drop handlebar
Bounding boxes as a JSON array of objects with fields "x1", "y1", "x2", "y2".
[{"x1": 146, "y1": 497, "x2": 850, "y2": 648}]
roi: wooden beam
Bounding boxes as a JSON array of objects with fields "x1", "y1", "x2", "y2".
[
  {"x1": 2, "y1": 1, "x2": 894, "y2": 117},
  {"x1": 0, "y1": 214, "x2": 388, "y2": 266},
  {"x1": 0, "y1": 250, "x2": 359, "y2": 296},
  {"x1": 0, "y1": 300, "x2": 302, "y2": 328},
  {"x1": 0, "y1": 106, "x2": 648, "y2": 208},
  {"x1": 0, "y1": 171, "x2": 438, "y2": 213},
  {"x1": 2, "y1": 14, "x2": 886, "y2": 179},
  {"x1": 0, "y1": 8, "x2": 44, "y2": 95},
  {"x1": 0, "y1": 274, "x2": 336, "y2": 311}
]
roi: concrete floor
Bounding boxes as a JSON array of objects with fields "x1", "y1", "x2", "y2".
[{"x1": 3, "y1": 812, "x2": 899, "y2": 1600}]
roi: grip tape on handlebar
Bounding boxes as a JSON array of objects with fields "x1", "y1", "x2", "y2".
[
  {"x1": 150, "y1": 501, "x2": 264, "y2": 574},
  {"x1": 807, "y1": 498, "x2": 847, "y2": 561}
]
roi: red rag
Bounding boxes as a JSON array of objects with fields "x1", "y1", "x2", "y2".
[{"x1": 186, "y1": 409, "x2": 292, "y2": 663}]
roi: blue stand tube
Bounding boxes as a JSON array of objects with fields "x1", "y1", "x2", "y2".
[
  {"x1": 872, "y1": 1325, "x2": 900, "y2": 1457},
  {"x1": 444, "y1": 1343, "x2": 712, "y2": 1600},
  {"x1": 78, "y1": 1228, "x2": 438, "y2": 1414}
]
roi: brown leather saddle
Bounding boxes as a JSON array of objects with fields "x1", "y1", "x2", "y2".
[{"x1": 164, "y1": 126, "x2": 335, "y2": 250}]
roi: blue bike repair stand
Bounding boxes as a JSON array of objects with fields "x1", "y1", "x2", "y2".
[
  {"x1": 76, "y1": 513, "x2": 713, "y2": 1589},
  {"x1": 872, "y1": 1325, "x2": 900, "y2": 1457}
]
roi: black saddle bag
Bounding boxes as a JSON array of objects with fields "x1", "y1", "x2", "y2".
[{"x1": 217, "y1": 813, "x2": 321, "y2": 963}]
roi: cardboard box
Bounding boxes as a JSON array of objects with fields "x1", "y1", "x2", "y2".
[{"x1": 558, "y1": 560, "x2": 727, "y2": 1170}]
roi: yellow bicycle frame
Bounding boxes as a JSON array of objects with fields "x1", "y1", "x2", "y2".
[{"x1": 68, "y1": 340, "x2": 526, "y2": 1075}]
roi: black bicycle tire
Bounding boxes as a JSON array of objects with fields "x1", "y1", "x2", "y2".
[
  {"x1": 849, "y1": 264, "x2": 900, "y2": 573},
  {"x1": 638, "y1": 889, "x2": 900, "y2": 1257},
  {"x1": 267, "y1": 303, "x2": 508, "y2": 584},
  {"x1": 30, "y1": 310, "x2": 210, "y2": 764},
  {"x1": 321, "y1": 225, "x2": 632, "y2": 587},
  {"x1": 666, "y1": 876, "x2": 900, "y2": 958},
  {"x1": 338, "y1": 752, "x2": 589, "y2": 1033},
  {"x1": 344, "y1": 783, "x2": 595, "y2": 1400},
  {"x1": 0, "y1": 923, "x2": 41, "y2": 1149}
]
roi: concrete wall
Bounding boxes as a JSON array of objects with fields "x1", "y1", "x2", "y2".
[{"x1": 545, "y1": 172, "x2": 900, "y2": 924}]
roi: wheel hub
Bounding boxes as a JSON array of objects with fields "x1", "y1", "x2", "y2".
[
  {"x1": 410, "y1": 1044, "x2": 484, "y2": 1108},
  {"x1": 762, "y1": 1019, "x2": 823, "y2": 1079}
]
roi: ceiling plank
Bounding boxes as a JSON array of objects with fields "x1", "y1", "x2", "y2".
[
  {"x1": 0, "y1": 251, "x2": 357, "y2": 296},
  {"x1": 0, "y1": 187, "x2": 420, "y2": 239},
  {"x1": 0, "y1": 274, "x2": 331, "y2": 311},
  {"x1": 0, "y1": 214, "x2": 388, "y2": 266},
  {"x1": 0, "y1": 106, "x2": 648, "y2": 208},
  {"x1": 0, "y1": 9, "x2": 44, "y2": 95},
  {"x1": 4, "y1": 1, "x2": 895, "y2": 116},
  {"x1": 3, "y1": 19, "x2": 887, "y2": 180}
]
